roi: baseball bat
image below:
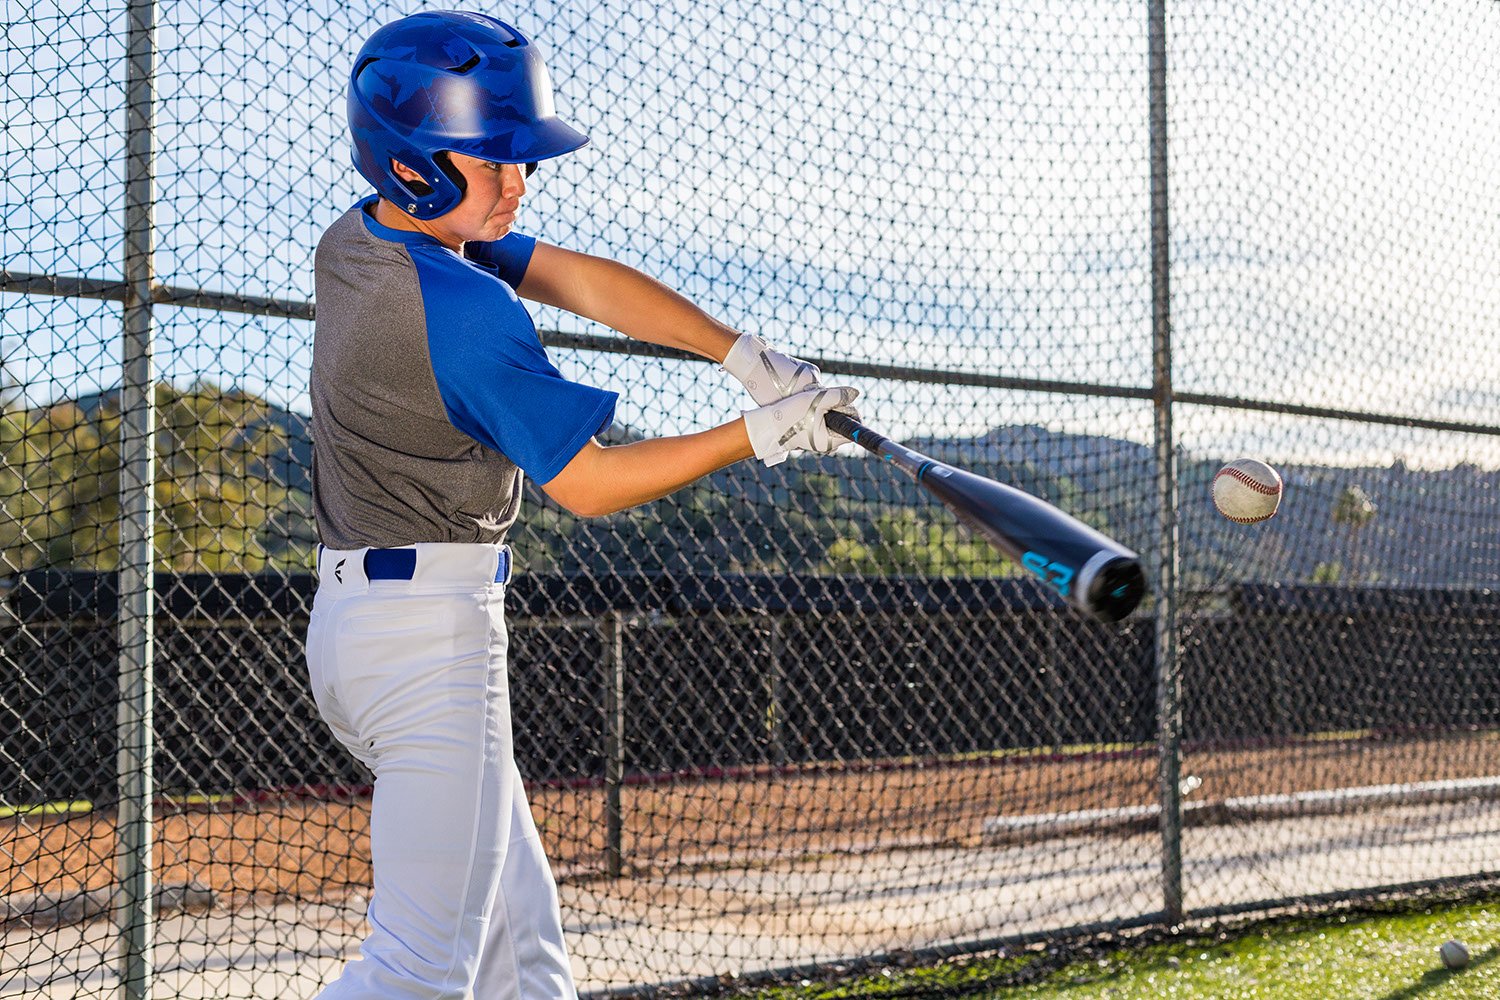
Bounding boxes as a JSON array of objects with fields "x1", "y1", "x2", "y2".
[{"x1": 824, "y1": 411, "x2": 1148, "y2": 622}]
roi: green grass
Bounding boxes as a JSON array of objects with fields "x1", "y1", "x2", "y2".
[
  {"x1": 744, "y1": 896, "x2": 1500, "y2": 999},
  {"x1": 0, "y1": 791, "x2": 247, "y2": 819},
  {"x1": 0, "y1": 799, "x2": 94, "y2": 819}
]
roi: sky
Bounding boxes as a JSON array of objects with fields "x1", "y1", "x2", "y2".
[{"x1": 3, "y1": 0, "x2": 1499, "y2": 468}]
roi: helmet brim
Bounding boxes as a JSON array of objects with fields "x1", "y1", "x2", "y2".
[{"x1": 456, "y1": 117, "x2": 590, "y2": 166}]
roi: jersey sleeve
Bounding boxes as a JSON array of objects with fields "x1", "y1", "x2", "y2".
[
  {"x1": 463, "y1": 232, "x2": 537, "y2": 290},
  {"x1": 416, "y1": 249, "x2": 617, "y2": 484}
]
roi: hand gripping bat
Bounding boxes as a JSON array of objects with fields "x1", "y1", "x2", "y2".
[{"x1": 824, "y1": 411, "x2": 1148, "y2": 622}]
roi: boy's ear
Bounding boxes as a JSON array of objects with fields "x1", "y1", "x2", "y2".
[{"x1": 390, "y1": 159, "x2": 435, "y2": 198}]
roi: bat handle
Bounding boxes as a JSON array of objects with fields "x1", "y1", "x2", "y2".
[
  {"x1": 823, "y1": 411, "x2": 927, "y2": 479},
  {"x1": 824, "y1": 409, "x2": 870, "y2": 445}
]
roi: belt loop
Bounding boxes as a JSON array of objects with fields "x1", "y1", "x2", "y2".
[{"x1": 316, "y1": 546, "x2": 371, "y2": 596}]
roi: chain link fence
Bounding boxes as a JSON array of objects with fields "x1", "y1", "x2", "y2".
[{"x1": 4, "y1": 0, "x2": 1499, "y2": 996}]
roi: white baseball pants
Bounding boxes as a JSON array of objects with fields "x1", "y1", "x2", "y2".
[{"x1": 305, "y1": 543, "x2": 576, "y2": 1000}]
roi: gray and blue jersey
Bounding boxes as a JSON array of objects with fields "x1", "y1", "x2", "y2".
[{"x1": 311, "y1": 196, "x2": 617, "y2": 549}]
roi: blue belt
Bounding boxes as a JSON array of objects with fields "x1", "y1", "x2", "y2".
[{"x1": 363, "y1": 547, "x2": 512, "y2": 584}]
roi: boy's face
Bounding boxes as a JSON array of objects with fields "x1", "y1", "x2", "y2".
[
  {"x1": 391, "y1": 152, "x2": 529, "y2": 248},
  {"x1": 439, "y1": 152, "x2": 529, "y2": 244}
]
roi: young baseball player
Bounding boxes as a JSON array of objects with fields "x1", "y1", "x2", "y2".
[{"x1": 307, "y1": 11, "x2": 857, "y2": 999}]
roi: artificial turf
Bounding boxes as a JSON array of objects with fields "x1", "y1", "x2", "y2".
[{"x1": 745, "y1": 895, "x2": 1500, "y2": 999}]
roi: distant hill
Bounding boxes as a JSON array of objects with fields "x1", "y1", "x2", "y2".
[
  {"x1": 42, "y1": 390, "x2": 1500, "y2": 587},
  {"x1": 71, "y1": 386, "x2": 314, "y2": 495},
  {"x1": 910, "y1": 423, "x2": 1155, "y2": 493}
]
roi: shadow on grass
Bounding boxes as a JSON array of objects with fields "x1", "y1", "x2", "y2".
[{"x1": 1370, "y1": 942, "x2": 1500, "y2": 1000}]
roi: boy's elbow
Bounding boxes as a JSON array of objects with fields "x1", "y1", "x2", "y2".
[
  {"x1": 541, "y1": 440, "x2": 620, "y2": 517},
  {"x1": 541, "y1": 478, "x2": 620, "y2": 518},
  {"x1": 561, "y1": 495, "x2": 619, "y2": 519}
]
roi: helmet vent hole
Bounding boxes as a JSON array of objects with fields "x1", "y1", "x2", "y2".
[
  {"x1": 489, "y1": 21, "x2": 523, "y2": 47},
  {"x1": 354, "y1": 56, "x2": 378, "y2": 80},
  {"x1": 450, "y1": 53, "x2": 481, "y2": 74}
]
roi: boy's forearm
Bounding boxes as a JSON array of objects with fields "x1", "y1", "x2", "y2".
[
  {"x1": 545, "y1": 421, "x2": 754, "y2": 517},
  {"x1": 583, "y1": 258, "x2": 739, "y2": 361},
  {"x1": 598, "y1": 421, "x2": 754, "y2": 510},
  {"x1": 524, "y1": 246, "x2": 740, "y2": 362}
]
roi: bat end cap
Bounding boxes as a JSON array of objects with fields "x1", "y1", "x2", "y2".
[{"x1": 1082, "y1": 556, "x2": 1148, "y2": 622}]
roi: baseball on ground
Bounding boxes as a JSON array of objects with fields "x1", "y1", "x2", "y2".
[
  {"x1": 1440, "y1": 939, "x2": 1471, "y2": 969},
  {"x1": 1211, "y1": 459, "x2": 1283, "y2": 523}
]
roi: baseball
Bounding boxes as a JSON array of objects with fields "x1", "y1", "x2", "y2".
[
  {"x1": 1440, "y1": 939, "x2": 1470, "y2": 969},
  {"x1": 1211, "y1": 459, "x2": 1283, "y2": 523}
]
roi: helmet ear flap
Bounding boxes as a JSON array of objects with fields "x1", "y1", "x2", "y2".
[
  {"x1": 433, "y1": 152, "x2": 468, "y2": 199},
  {"x1": 389, "y1": 155, "x2": 468, "y2": 200},
  {"x1": 384, "y1": 154, "x2": 466, "y2": 218}
]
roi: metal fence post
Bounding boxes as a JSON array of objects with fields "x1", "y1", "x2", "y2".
[
  {"x1": 602, "y1": 610, "x2": 626, "y2": 878},
  {"x1": 118, "y1": 1, "x2": 158, "y2": 996},
  {"x1": 765, "y1": 617, "x2": 786, "y2": 767},
  {"x1": 1148, "y1": 0, "x2": 1184, "y2": 924}
]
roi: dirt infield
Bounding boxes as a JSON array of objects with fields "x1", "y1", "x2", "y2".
[{"x1": 7, "y1": 732, "x2": 1500, "y2": 905}]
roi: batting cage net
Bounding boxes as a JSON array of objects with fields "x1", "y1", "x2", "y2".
[{"x1": 4, "y1": 0, "x2": 1499, "y2": 996}]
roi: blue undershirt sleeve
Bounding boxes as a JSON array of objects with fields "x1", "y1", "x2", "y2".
[
  {"x1": 463, "y1": 232, "x2": 537, "y2": 290},
  {"x1": 415, "y1": 248, "x2": 617, "y2": 484}
]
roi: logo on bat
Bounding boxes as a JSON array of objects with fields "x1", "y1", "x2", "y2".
[{"x1": 1021, "y1": 551, "x2": 1075, "y2": 597}]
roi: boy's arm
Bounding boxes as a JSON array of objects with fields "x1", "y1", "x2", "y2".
[
  {"x1": 516, "y1": 243, "x2": 824, "y2": 407},
  {"x1": 541, "y1": 421, "x2": 753, "y2": 518},
  {"x1": 518, "y1": 242, "x2": 739, "y2": 362},
  {"x1": 541, "y1": 386, "x2": 860, "y2": 517}
]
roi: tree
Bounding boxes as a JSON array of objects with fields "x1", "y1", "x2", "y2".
[
  {"x1": 822, "y1": 508, "x2": 1021, "y2": 578},
  {"x1": 0, "y1": 400, "x2": 117, "y2": 571},
  {"x1": 0, "y1": 382, "x2": 314, "y2": 574},
  {"x1": 1330, "y1": 484, "x2": 1377, "y2": 584}
]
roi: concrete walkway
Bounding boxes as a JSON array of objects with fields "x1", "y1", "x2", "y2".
[{"x1": 7, "y1": 797, "x2": 1500, "y2": 998}]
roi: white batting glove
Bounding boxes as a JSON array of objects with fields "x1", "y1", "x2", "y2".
[
  {"x1": 743, "y1": 385, "x2": 860, "y2": 466},
  {"x1": 721, "y1": 333, "x2": 822, "y2": 406}
]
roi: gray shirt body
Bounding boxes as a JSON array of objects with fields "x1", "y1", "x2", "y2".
[
  {"x1": 312, "y1": 200, "x2": 616, "y2": 550},
  {"x1": 312, "y1": 204, "x2": 524, "y2": 549}
]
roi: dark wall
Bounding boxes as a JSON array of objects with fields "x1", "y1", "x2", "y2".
[
  {"x1": 3, "y1": 573, "x2": 1494, "y2": 803},
  {"x1": 1179, "y1": 586, "x2": 1500, "y2": 742}
]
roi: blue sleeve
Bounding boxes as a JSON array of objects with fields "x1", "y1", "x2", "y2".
[
  {"x1": 415, "y1": 250, "x2": 617, "y2": 484},
  {"x1": 463, "y1": 232, "x2": 537, "y2": 290}
]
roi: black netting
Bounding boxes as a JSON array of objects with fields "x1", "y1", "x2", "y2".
[{"x1": 4, "y1": 1, "x2": 1499, "y2": 996}]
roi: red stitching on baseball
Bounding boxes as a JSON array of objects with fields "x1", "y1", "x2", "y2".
[{"x1": 1217, "y1": 468, "x2": 1279, "y2": 495}]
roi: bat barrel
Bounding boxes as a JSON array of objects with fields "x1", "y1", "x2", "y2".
[{"x1": 825, "y1": 411, "x2": 1148, "y2": 622}]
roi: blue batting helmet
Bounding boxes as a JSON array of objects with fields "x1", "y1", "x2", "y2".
[{"x1": 347, "y1": 10, "x2": 588, "y2": 219}]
